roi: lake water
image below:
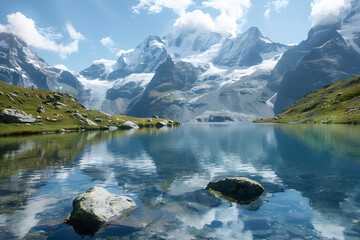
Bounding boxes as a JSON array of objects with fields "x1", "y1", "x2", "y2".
[{"x1": 0, "y1": 123, "x2": 360, "y2": 239}]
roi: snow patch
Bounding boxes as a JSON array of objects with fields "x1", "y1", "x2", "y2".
[{"x1": 0, "y1": 40, "x2": 9, "y2": 48}]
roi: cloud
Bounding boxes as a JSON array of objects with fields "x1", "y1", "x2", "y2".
[
  {"x1": 202, "y1": 0, "x2": 251, "y2": 35},
  {"x1": 133, "y1": 0, "x2": 193, "y2": 14},
  {"x1": 132, "y1": 0, "x2": 251, "y2": 37},
  {"x1": 264, "y1": 0, "x2": 289, "y2": 20},
  {"x1": 66, "y1": 22, "x2": 85, "y2": 40},
  {"x1": 0, "y1": 12, "x2": 84, "y2": 58},
  {"x1": 310, "y1": 0, "x2": 351, "y2": 27},
  {"x1": 116, "y1": 49, "x2": 134, "y2": 57},
  {"x1": 100, "y1": 36, "x2": 116, "y2": 52}
]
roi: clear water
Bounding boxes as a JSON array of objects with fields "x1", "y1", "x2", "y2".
[{"x1": 0, "y1": 123, "x2": 360, "y2": 240}]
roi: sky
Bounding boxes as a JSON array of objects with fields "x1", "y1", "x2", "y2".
[{"x1": 0, "y1": 0, "x2": 353, "y2": 71}]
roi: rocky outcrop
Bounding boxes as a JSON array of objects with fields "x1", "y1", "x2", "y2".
[
  {"x1": 0, "y1": 108, "x2": 35, "y2": 123},
  {"x1": 120, "y1": 121, "x2": 139, "y2": 130},
  {"x1": 64, "y1": 187, "x2": 136, "y2": 236},
  {"x1": 206, "y1": 177, "x2": 264, "y2": 204}
]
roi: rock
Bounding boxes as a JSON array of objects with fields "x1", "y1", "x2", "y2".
[
  {"x1": 84, "y1": 118, "x2": 97, "y2": 126},
  {"x1": 152, "y1": 115, "x2": 159, "y2": 118},
  {"x1": 55, "y1": 102, "x2": 66, "y2": 107},
  {"x1": 94, "y1": 118, "x2": 103, "y2": 122},
  {"x1": 82, "y1": 114, "x2": 88, "y2": 118},
  {"x1": 0, "y1": 91, "x2": 3, "y2": 95},
  {"x1": 120, "y1": 121, "x2": 139, "y2": 129},
  {"x1": 53, "y1": 94, "x2": 61, "y2": 101},
  {"x1": 54, "y1": 105, "x2": 62, "y2": 110},
  {"x1": 66, "y1": 109, "x2": 72, "y2": 113},
  {"x1": 155, "y1": 121, "x2": 168, "y2": 128},
  {"x1": 0, "y1": 108, "x2": 36, "y2": 123},
  {"x1": 74, "y1": 110, "x2": 79, "y2": 113},
  {"x1": 37, "y1": 105, "x2": 45, "y2": 113},
  {"x1": 206, "y1": 177, "x2": 264, "y2": 204},
  {"x1": 64, "y1": 187, "x2": 136, "y2": 236},
  {"x1": 6, "y1": 94, "x2": 15, "y2": 103},
  {"x1": 46, "y1": 95, "x2": 55, "y2": 102},
  {"x1": 147, "y1": 118, "x2": 153, "y2": 122},
  {"x1": 36, "y1": 115, "x2": 42, "y2": 121}
]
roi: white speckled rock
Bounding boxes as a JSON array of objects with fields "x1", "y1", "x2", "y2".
[
  {"x1": 120, "y1": 121, "x2": 139, "y2": 129},
  {"x1": 65, "y1": 187, "x2": 136, "y2": 236},
  {"x1": 0, "y1": 108, "x2": 35, "y2": 123}
]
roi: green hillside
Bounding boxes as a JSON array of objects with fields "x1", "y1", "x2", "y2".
[
  {"x1": 254, "y1": 75, "x2": 360, "y2": 124},
  {"x1": 0, "y1": 81, "x2": 179, "y2": 136}
]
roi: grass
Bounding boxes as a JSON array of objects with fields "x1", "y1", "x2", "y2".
[
  {"x1": 254, "y1": 75, "x2": 360, "y2": 124},
  {"x1": 0, "y1": 81, "x2": 179, "y2": 136}
]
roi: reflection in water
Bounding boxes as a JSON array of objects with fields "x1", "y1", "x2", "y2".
[{"x1": 0, "y1": 124, "x2": 359, "y2": 239}]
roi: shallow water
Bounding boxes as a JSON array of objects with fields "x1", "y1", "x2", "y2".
[{"x1": 0, "y1": 123, "x2": 360, "y2": 239}]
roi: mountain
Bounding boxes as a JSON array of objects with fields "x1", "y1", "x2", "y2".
[
  {"x1": 0, "y1": 32, "x2": 88, "y2": 101},
  {"x1": 107, "y1": 36, "x2": 170, "y2": 80},
  {"x1": 273, "y1": 2, "x2": 360, "y2": 114},
  {"x1": 127, "y1": 58, "x2": 204, "y2": 120},
  {"x1": 78, "y1": 26, "x2": 289, "y2": 121},
  {"x1": 214, "y1": 27, "x2": 287, "y2": 67},
  {"x1": 254, "y1": 75, "x2": 360, "y2": 124}
]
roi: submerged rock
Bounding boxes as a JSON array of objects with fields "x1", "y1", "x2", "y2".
[
  {"x1": 0, "y1": 108, "x2": 36, "y2": 123},
  {"x1": 120, "y1": 121, "x2": 139, "y2": 129},
  {"x1": 206, "y1": 177, "x2": 264, "y2": 204},
  {"x1": 64, "y1": 187, "x2": 136, "y2": 237}
]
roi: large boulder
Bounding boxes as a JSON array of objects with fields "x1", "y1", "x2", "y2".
[
  {"x1": 206, "y1": 177, "x2": 264, "y2": 204},
  {"x1": 120, "y1": 121, "x2": 139, "y2": 130},
  {"x1": 0, "y1": 108, "x2": 36, "y2": 123},
  {"x1": 155, "y1": 121, "x2": 168, "y2": 128},
  {"x1": 64, "y1": 187, "x2": 136, "y2": 236}
]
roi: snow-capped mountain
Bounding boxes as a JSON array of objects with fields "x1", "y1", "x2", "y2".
[
  {"x1": 0, "y1": 32, "x2": 88, "y2": 101},
  {"x1": 273, "y1": 1, "x2": 360, "y2": 114},
  {"x1": 107, "y1": 36, "x2": 170, "y2": 80},
  {"x1": 78, "y1": 26, "x2": 290, "y2": 121},
  {"x1": 214, "y1": 27, "x2": 287, "y2": 67}
]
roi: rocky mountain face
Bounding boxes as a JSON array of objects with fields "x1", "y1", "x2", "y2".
[
  {"x1": 214, "y1": 27, "x2": 286, "y2": 67},
  {"x1": 11, "y1": 0, "x2": 355, "y2": 123},
  {"x1": 108, "y1": 36, "x2": 170, "y2": 80},
  {"x1": 0, "y1": 32, "x2": 88, "y2": 101},
  {"x1": 272, "y1": 1, "x2": 360, "y2": 114},
  {"x1": 78, "y1": 26, "x2": 289, "y2": 121}
]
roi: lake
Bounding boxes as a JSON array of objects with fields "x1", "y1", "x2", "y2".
[{"x1": 0, "y1": 123, "x2": 359, "y2": 239}]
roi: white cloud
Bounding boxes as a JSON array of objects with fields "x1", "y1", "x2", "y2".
[
  {"x1": 0, "y1": 12, "x2": 84, "y2": 58},
  {"x1": 101, "y1": 36, "x2": 115, "y2": 48},
  {"x1": 66, "y1": 22, "x2": 85, "y2": 40},
  {"x1": 310, "y1": 0, "x2": 351, "y2": 27},
  {"x1": 133, "y1": 0, "x2": 193, "y2": 14},
  {"x1": 116, "y1": 49, "x2": 134, "y2": 57},
  {"x1": 202, "y1": 0, "x2": 251, "y2": 35},
  {"x1": 264, "y1": 0, "x2": 289, "y2": 20}
]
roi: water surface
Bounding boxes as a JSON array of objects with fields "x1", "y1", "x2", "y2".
[{"x1": 0, "y1": 123, "x2": 359, "y2": 239}]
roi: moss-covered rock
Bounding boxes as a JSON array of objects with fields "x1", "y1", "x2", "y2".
[{"x1": 206, "y1": 177, "x2": 264, "y2": 204}]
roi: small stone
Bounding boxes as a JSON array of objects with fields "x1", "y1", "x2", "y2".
[
  {"x1": 94, "y1": 118, "x2": 103, "y2": 122},
  {"x1": 37, "y1": 105, "x2": 45, "y2": 113},
  {"x1": 152, "y1": 115, "x2": 159, "y2": 119}
]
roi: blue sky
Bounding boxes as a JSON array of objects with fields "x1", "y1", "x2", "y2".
[{"x1": 0, "y1": 0, "x2": 328, "y2": 71}]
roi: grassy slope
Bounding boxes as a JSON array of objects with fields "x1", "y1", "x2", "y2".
[
  {"x1": 254, "y1": 75, "x2": 360, "y2": 124},
  {"x1": 0, "y1": 81, "x2": 179, "y2": 136}
]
